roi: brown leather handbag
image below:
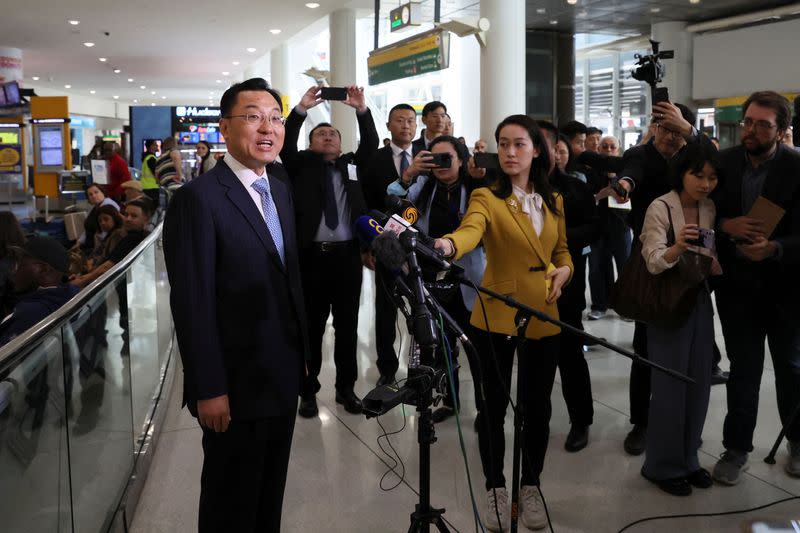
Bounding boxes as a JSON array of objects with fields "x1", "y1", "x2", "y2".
[{"x1": 610, "y1": 200, "x2": 710, "y2": 328}]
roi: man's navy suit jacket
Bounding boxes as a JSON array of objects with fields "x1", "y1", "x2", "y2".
[{"x1": 164, "y1": 159, "x2": 309, "y2": 420}]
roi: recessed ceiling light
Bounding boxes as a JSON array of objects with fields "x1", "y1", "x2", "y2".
[
  {"x1": 151, "y1": 103, "x2": 156, "y2": 107},
  {"x1": 270, "y1": 29, "x2": 281, "y2": 35},
  {"x1": 150, "y1": 90, "x2": 156, "y2": 95},
  {"x1": 690, "y1": 0, "x2": 700, "y2": 3},
  {"x1": 222, "y1": 71, "x2": 230, "y2": 76},
  {"x1": 68, "y1": 20, "x2": 80, "y2": 25},
  {"x1": 113, "y1": 95, "x2": 119, "y2": 99},
  {"x1": 305, "y1": 2, "x2": 320, "y2": 7},
  {"x1": 215, "y1": 79, "x2": 221, "y2": 84},
  {"x1": 567, "y1": 0, "x2": 577, "y2": 4},
  {"x1": 133, "y1": 99, "x2": 138, "y2": 103},
  {"x1": 140, "y1": 85, "x2": 146, "y2": 89},
  {"x1": 651, "y1": 7, "x2": 661, "y2": 12},
  {"x1": 246, "y1": 47, "x2": 257, "y2": 53},
  {"x1": 550, "y1": 19, "x2": 558, "y2": 25},
  {"x1": 99, "y1": 57, "x2": 107, "y2": 62},
  {"x1": 64, "y1": 84, "x2": 72, "y2": 89},
  {"x1": 90, "y1": 90, "x2": 96, "y2": 94},
  {"x1": 113, "y1": 68, "x2": 121, "y2": 73},
  {"x1": 536, "y1": 8, "x2": 546, "y2": 14},
  {"x1": 161, "y1": 96, "x2": 166, "y2": 100},
  {"x1": 32, "y1": 76, "x2": 40, "y2": 81},
  {"x1": 232, "y1": 60, "x2": 240, "y2": 65},
  {"x1": 578, "y1": 10, "x2": 588, "y2": 17},
  {"x1": 83, "y1": 42, "x2": 95, "y2": 47},
  {"x1": 127, "y1": 78, "x2": 134, "y2": 82}
]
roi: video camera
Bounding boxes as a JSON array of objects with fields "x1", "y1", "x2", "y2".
[{"x1": 631, "y1": 39, "x2": 674, "y2": 89}]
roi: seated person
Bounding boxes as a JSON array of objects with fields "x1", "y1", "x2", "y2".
[
  {"x1": 70, "y1": 198, "x2": 153, "y2": 288},
  {"x1": 0, "y1": 236, "x2": 80, "y2": 345},
  {"x1": 86, "y1": 204, "x2": 125, "y2": 271}
]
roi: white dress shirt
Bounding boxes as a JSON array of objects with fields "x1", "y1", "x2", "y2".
[
  {"x1": 390, "y1": 142, "x2": 413, "y2": 177},
  {"x1": 513, "y1": 184, "x2": 544, "y2": 237},
  {"x1": 224, "y1": 152, "x2": 268, "y2": 219}
]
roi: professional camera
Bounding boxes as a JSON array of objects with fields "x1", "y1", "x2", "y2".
[{"x1": 631, "y1": 39, "x2": 674, "y2": 89}]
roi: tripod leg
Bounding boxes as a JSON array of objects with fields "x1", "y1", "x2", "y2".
[
  {"x1": 433, "y1": 516, "x2": 451, "y2": 532},
  {"x1": 765, "y1": 399, "x2": 800, "y2": 464}
]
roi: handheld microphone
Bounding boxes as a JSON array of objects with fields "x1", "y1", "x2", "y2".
[
  {"x1": 385, "y1": 194, "x2": 420, "y2": 225},
  {"x1": 353, "y1": 214, "x2": 386, "y2": 246}
]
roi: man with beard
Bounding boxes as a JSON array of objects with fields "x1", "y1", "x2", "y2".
[{"x1": 711, "y1": 91, "x2": 800, "y2": 484}]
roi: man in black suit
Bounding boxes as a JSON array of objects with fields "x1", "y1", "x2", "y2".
[
  {"x1": 412, "y1": 100, "x2": 448, "y2": 153},
  {"x1": 363, "y1": 103, "x2": 436, "y2": 385},
  {"x1": 164, "y1": 78, "x2": 308, "y2": 533},
  {"x1": 279, "y1": 84, "x2": 379, "y2": 418},
  {"x1": 710, "y1": 91, "x2": 800, "y2": 484}
]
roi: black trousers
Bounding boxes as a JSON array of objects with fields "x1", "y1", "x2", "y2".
[
  {"x1": 472, "y1": 329, "x2": 560, "y2": 489},
  {"x1": 199, "y1": 415, "x2": 295, "y2": 533},
  {"x1": 717, "y1": 286, "x2": 800, "y2": 452},
  {"x1": 375, "y1": 267, "x2": 400, "y2": 378},
  {"x1": 300, "y1": 243, "x2": 363, "y2": 396},
  {"x1": 557, "y1": 254, "x2": 594, "y2": 427}
]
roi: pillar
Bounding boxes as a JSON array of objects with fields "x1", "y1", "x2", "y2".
[
  {"x1": 555, "y1": 32, "x2": 575, "y2": 126},
  {"x1": 651, "y1": 21, "x2": 694, "y2": 108},
  {"x1": 480, "y1": 0, "x2": 525, "y2": 149},
  {"x1": 330, "y1": 9, "x2": 358, "y2": 153},
  {"x1": 270, "y1": 44, "x2": 291, "y2": 96}
]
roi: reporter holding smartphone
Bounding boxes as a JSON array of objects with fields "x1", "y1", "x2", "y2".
[
  {"x1": 434, "y1": 115, "x2": 572, "y2": 531},
  {"x1": 639, "y1": 138, "x2": 722, "y2": 496}
]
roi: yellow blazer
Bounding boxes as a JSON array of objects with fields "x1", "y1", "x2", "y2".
[{"x1": 444, "y1": 187, "x2": 573, "y2": 339}]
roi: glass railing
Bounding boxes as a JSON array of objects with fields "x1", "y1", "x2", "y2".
[{"x1": 0, "y1": 223, "x2": 175, "y2": 533}]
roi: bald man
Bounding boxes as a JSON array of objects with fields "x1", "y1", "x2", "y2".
[{"x1": 599, "y1": 135, "x2": 620, "y2": 157}]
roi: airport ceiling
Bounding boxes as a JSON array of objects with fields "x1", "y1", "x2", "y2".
[{"x1": 1, "y1": 0, "x2": 795, "y2": 108}]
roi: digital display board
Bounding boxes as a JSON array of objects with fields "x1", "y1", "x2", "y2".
[{"x1": 36, "y1": 125, "x2": 65, "y2": 169}]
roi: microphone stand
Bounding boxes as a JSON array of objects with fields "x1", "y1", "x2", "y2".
[{"x1": 460, "y1": 279, "x2": 694, "y2": 533}]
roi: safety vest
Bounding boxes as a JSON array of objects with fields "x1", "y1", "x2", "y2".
[{"x1": 141, "y1": 153, "x2": 159, "y2": 190}]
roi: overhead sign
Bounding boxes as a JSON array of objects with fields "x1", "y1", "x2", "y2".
[
  {"x1": 368, "y1": 28, "x2": 450, "y2": 86},
  {"x1": 174, "y1": 106, "x2": 220, "y2": 118},
  {"x1": 390, "y1": 2, "x2": 422, "y2": 33}
]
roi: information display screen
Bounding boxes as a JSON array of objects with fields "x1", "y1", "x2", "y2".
[{"x1": 37, "y1": 126, "x2": 65, "y2": 168}]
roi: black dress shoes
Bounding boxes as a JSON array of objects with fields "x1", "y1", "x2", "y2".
[
  {"x1": 298, "y1": 395, "x2": 318, "y2": 418},
  {"x1": 564, "y1": 424, "x2": 589, "y2": 452},
  {"x1": 335, "y1": 389, "x2": 363, "y2": 414},
  {"x1": 624, "y1": 424, "x2": 647, "y2": 456},
  {"x1": 711, "y1": 366, "x2": 729, "y2": 386},
  {"x1": 641, "y1": 470, "x2": 692, "y2": 496},
  {"x1": 376, "y1": 373, "x2": 396, "y2": 387},
  {"x1": 688, "y1": 468, "x2": 713, "y2": 488}
]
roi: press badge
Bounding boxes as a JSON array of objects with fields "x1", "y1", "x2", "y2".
[{"x1": 347, "y1": 164, "x2": 358, "y2": 181}]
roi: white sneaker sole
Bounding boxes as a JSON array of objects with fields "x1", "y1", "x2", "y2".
[{"x1": 713, "y1": 462, "x2": 749, "y2": 485}]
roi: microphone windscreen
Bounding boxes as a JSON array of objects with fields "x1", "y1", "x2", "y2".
[
  {"x1": 371, "y1": 232, "x2": 406, "y2": 272},
  {"x1": 353, "y1": 215, "x2": 385, "y2": 245},
  {"x1": 385, "y1": 194, "x2": 404, "y2": 212}
]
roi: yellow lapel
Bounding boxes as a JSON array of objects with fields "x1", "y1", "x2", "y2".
[{"x1": 505, "y1": 196, "x2": 547, "y2": 265}]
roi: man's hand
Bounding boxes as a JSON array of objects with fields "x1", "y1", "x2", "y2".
[
  {"x1": 297, "y1": 85, "x2": 323, "y2": 113},
  {"x1": 652, "y1": 102, "x2": 693, "y2": 139},
  {"x1": 361, "y1": 251, "x2": 376, "y2": 270},
  {"x1": 737, "y1": 237, "x2": 778, "y2": 262},
  {"x1": 720, "y1": 216, "x2": 766, "y2": 243},
  {"x1": 467, "y1": 156, "x2": 486, "y2": 179},
  {"x1": 343, "y1": 86, "x2": 367, "y2": 113},
  {"x1": 638, "y1": 121, "x2": 657, "y2": 146},
  {"x1": 197, "y1": 394, "x2": 231, "y2": 433},
  {"x1": 609, "y1": 179, "x2": 631, "y2": 203},
  {"x1": 545, "y1": 265, "x2": 571, "y2": 304},
  {"x1": 402, "y1": 151, "x2": 436, "y2": 184}
]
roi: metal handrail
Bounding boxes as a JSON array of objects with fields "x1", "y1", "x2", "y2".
[{"x1": 0, "y1": 222, "x2": 164, "y2": 368}]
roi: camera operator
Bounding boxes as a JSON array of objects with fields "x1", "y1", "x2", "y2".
[
  {"x1": 279, "y1": 84, "x2": 379, "y2": 418},
  {"x1": 434, "y1": 115, "x2": 572, "y2": 531},
  {"x1": 710, "y1": 91, "x2": 800, "y2": 484},
  {"x1": 539, "y1": 121, "x2": 600, "y2": 452},
  {"x1": 385, "y1": 135, "x2": 487, "y2": 424}
]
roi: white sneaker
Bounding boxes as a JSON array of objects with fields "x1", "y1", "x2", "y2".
[
  {"x1": 520, "y1": 485, "x2": 547, "y2": 530},
  {"x1": 485, "y1": 487, "x2": 508, "y2": 532},
  {"x1": 587, "y1": 309, "x2": 606, "y2": 320}
]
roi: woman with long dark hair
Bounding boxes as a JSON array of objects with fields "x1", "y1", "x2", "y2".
[
  {"x1": 387, "y1": 135, "x2": 487, "y2": 423},
  {"x1": 434, "y1": 115, "x2": 572, "y2": 531},
  {"x1": 193, "y1": 140, "x2": 217, "y2": 178}
]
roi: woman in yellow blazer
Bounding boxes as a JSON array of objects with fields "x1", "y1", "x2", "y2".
[{"x1": 435, "y1": 115, "x2": 572, "y2": 532}]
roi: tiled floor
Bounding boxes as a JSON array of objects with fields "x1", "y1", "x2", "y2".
[{"x1": 131, "y1": 271, "x2": 800, "y2": 532}]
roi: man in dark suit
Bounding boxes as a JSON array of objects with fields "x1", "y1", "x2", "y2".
[
  {"x1": 710, "y1": 91, "x2": 800, "y2": 484},
  {"x1": 279, "y1": 84, "x2": 378, "y2": 418},
  {"x1": 412, "y1": 100, "x2": 448, "y2": 154},
  {"x1": 363, "y1": 103, "x2": 436, "y2": 385},
  {"x1": 163, "y1": 78, "x2": 309, "y2": 533}
]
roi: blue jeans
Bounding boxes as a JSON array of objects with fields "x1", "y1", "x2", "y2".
[{"x1": 589, "y1": 212, "x2": 632, "y2": 312}]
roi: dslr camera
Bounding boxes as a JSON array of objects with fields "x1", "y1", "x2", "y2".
[{"x1": 631, "y1": 40, "x2": 674, "y2": 103}]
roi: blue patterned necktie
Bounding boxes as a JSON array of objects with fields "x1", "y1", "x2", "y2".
[
  {"x1": 399, "y1": 150, "x2": 410, "y2": 178},
  {"x1": 252, "y1": 177, "x2": 285, "y2": 265}
]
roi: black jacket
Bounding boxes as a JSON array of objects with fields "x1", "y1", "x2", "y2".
[
  {"x1": 363, "y1": 143, "x2": 423, "y2": 211},
  {"x1": 164, "y1": 160, "x2": 309, "y2": 419},
  {"x1": 0, "y1": 285, "x2": 80, "y2": 346},
  {"x1": 620, "y1": 141, "x2": 671, "y2": 238},
  {"x1": 713, "y1": 143, "x2": 800, "y2": 298},
  {"x1": 280, "y1": 108, "x2": 379, "y2": 248}
]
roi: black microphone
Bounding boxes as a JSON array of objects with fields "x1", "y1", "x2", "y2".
[{"x1": 385, "y1": 194, "x2": 420, "y2": 226}]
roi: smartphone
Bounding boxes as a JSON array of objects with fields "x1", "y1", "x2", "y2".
[
  {"x1": 610, "y1": 177, "x2": 628, "y2": 200},
  {"x1": 474, "y1": 152, "x2": 499, "y2": 170},
  {"x1": 689, "y1": 228, "x2": 715, "y2": 248},
  {"x1": 320, "y1": 87, "x2": 347, "y2": 100},
  {"x1": 429, "y1": 153, "x2": 452, "y2": 168},
  {"x1": 653, "y1": 86, "x2": 670, "y2": 105}
]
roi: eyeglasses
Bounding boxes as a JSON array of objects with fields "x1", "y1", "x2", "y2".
[
  {"x1": 657, "y1": 124, "x2": 683, "y2": 139},
  {"x1": 739, "y1": 118, "x2": 777, "y2": 133},
  {"x1": 225, "y1": 113, "x2": 286, "y2": 128}
]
